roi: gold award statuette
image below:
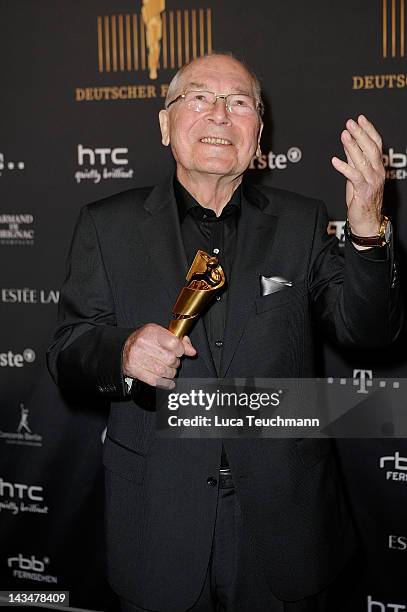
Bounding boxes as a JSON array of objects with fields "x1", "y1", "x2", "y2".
[
  {"x1": 142, "y1": 0, "x2": 165, "y2": 80},
  {"x1": 168, "y1": 250, "x2": 226, "y2": 338}
]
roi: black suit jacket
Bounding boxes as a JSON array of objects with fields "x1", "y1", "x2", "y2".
[{"x1": 47, "y1": 176, "x2": 402, "y2": 611}]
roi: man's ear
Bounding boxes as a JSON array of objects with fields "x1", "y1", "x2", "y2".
[
  {"x1": 159, "y1": 110, "x2": 170, "y2": 146},
  {"x1": 256, "y1": 122, "x2": 264, "y2": 157}
]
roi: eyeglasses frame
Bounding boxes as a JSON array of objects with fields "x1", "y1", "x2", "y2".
[{"x1": 165, "y1": 90, "x2": 264, "y2": 117}]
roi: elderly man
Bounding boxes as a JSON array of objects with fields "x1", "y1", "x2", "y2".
[{"x1": 47, "y1": 53, "x2": 401, "y2": 611}]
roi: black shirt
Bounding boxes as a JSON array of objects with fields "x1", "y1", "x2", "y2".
[{"x1": 174, "y1": 178, "x2": 241, "y2": 468}]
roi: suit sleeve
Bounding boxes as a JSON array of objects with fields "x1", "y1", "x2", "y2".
[
  {"x1": 308, "y1": 201, "x2": 403, "y2": 348},
  {"x1": 47, "y1": 205, "x2": 135, "y2": 398}
]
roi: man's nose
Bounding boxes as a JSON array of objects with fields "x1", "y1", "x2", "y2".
[{"x1": 206, "y1": 98, "x2": 231, "y2": 124}]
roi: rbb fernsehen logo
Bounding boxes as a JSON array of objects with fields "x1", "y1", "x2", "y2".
[
  {"x1": 383, "y1": 148, "x2": 407, "y2": 180},
  {"x1": 74, "y1": 145, "x2": 134, "y2": 184},
  {"x1": 7, "y1": 554, "x2": 58, "y2": 584},
  {"x1": 326, "y1": 148, "x2": 407, "y2": 182},
  {"x1": 379, "y1": 451, "x2": 407, "y2": 484},
  {"x1": 76, "y1": 1, "x2": 214, "y2": 103}
]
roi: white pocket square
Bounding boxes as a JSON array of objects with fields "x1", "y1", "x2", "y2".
[{"x1": 260, "y1": 275, "x2": 293, "y2": 296}]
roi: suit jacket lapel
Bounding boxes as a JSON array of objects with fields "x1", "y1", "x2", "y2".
[
  {"x1": 220, "y1": 185, "x2": 279, "y2": 377},
  {"x1": 138, "y1": 177, "x2": 217, "y2": 377}
]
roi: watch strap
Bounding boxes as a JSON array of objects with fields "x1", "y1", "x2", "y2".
[{"x1": 345, "y1": 216, "x2": 390, "y2": 247}]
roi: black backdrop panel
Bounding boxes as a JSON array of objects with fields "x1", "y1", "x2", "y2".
[{"x1": 1, "y1": 1, "x2": 407, "y2": 609}]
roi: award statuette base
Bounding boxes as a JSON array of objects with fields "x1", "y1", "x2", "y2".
[{"x1": 168, "y1": 250, "x2": 226, "y2": 339}]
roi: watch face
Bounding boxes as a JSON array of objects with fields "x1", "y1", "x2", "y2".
[{"x1": 385, "y1": 220, "x2": 392, "y2": 243}]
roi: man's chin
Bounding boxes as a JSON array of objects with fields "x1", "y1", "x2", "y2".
[{"x1": 193, "y1": 159, "x2": 240, "y2": 176}]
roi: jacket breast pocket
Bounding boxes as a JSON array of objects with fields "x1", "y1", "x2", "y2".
[
  {"x1": 255, "y1": 284, "x2": 305, "y2": 314},
  {"x1": 103, "y1": 434, "x2": 146, "y2": 484}
]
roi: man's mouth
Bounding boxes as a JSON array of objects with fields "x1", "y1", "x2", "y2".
[{"x1": 200, "y1": 137, "x2": 232, "y2": 146}]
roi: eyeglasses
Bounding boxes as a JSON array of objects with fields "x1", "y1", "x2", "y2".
[{"x1": 166, "y1": 90, "x2": 264, "y2": 117}]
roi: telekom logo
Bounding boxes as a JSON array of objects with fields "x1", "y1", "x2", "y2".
[{"x1": 353, "y1": 369, "x2": 373, "y2": 394}]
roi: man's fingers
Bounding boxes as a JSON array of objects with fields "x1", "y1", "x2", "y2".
[
  {"x1": 182, "y1": 335, "x2": 197, "y2": 357},
  {"x1": 123, "y1": 324, "x2": 195, "y2": 387},
  {"x1": 132, "y1": 325, "x2": 184, "y2": 361},
  {"x1": 357, "y1": 114, "x2": 383, "y2": 153},
  {"x1": 156, "y1": 378, "x2": 176, "y2": 390},
  {"x1": 331, "y1": 156, "x2": 363, "y2": 185},
  {"x1": 341, "y1": 130, "x2": 376, "y2": 179},
  {"x1": 136, "y1": 352, "x2": 178, "y2": 380},
  {"x1": 167, "y1": 354, "x2": 181, "y2": 368},
  {"x1": 156, "y1": 327, "x2": 185, "y2": 356},
  {"x1": 345, "y1": 119, "x2": 383, "y2": 170},
  {"x1": 332, "y1": 117, "x2": 386, "y2": 195},
  {"x1": 150, "y1": 345, "x2": 181, "y2": 368},
  {"x1": 344, "y1": 148, "x2": 355, "y2": 168},
  {"x1": 139, "y1": 369, "x2": 175, "y2": 389}
]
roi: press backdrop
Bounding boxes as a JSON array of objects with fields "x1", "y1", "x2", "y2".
[{"x1": 1, "y1": 1, "x2": 407, "y2": 610}]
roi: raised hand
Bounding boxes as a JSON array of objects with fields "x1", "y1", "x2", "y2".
[{"x1": 331, "y1": 114, "x2": 385, "y2": 238}]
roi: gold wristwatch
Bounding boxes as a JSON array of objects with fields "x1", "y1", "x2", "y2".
[{"x1": 345, "y1": 216, "x2": 392, "y2": 247}]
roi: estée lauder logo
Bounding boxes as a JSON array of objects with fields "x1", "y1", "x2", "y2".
[
  {"x1": 352, "y1": 0, "x2": 406, "y2": 90},
  {"x1": 76, "y1": 1, "x2": 213, "y2": 102}
]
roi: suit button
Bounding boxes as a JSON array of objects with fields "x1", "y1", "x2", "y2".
[{"x1": 207, "y1": 476, "x2": 217, "y2": 487}]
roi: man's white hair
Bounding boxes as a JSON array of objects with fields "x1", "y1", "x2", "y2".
[{"x1": 164, "y1": 52, "x2": 263, "y2": 113}]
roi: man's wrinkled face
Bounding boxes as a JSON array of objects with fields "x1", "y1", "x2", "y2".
[{"x1": 159, "y1": 56, "x2": 263, "y2": 179}]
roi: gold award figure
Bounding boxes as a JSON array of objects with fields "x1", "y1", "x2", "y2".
[
  {"x1": 168, "y1": 250, "x2": 226, "y2": 338},
  {"x1": 142, "y1": 0, "x2": 165, "y2": 80}
]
